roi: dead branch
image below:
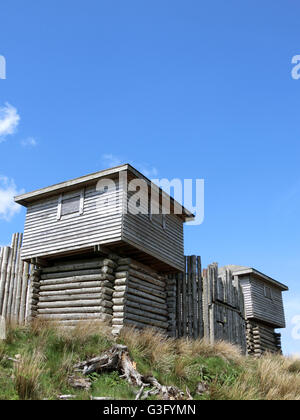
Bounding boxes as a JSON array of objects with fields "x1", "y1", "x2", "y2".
[{"x1": 74, "y1": 345, "x2": 188, "y2": 400}]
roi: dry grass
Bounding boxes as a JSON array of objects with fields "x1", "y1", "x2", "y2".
[
  {"x1": 119, "y1": 327, "x2": 176, "y2": 373},
  {"x1": 287, "y1": 359, "x2": 300, "y2": 374},
  {"x1": 176, "y1": 337, "x2": 243, "y2": 364},
  {"x1": 2, "y1": 322, "x2": 300, "y2": 400},
  {"x1": 211, "y1": 353, "x2": 300, "y2": 400},
  {"x1": 55, "y1": 320, "x2": 114, "y2": 344},
  {"x1": 14, "y1": 351, "x2": 45, "y2": 400},
  {"x1": 256, "y1": 354, "x2": 300, "y2": 400}
]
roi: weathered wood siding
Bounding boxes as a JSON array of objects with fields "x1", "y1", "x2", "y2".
[
  {"x1": 248, "y1": 276, "x2": 286, "y2": 328},
  {"x1": 122, "y1": 195, "x2": 184, "y2": 272},
  {"x1": 21, "y1": 182, "x2": 123, "y2": 261},
  {"x1": 21, "y1": 178, "x2": 185, "y2": 272},
  {"x1": 238, "y1": 276, "x2": 254, "y2": 319}
]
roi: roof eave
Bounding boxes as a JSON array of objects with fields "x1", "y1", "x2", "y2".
[
  {"x1": 14, "y1": 163, "x2": 195, "y2": 222},
  {"x1": 234, "y1": 268, "x2": 288, "y2": 291}
]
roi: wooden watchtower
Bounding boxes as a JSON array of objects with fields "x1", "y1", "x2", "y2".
[
  {"x1": 15, "y1": 164, "x2": 193, "y2": 334},
  {"x1": 220, "y1": 265, "x2": 288, "y2": 355}
]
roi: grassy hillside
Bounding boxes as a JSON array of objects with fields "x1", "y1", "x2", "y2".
[{"x1": 0, "y1": 321, "x2": 299, "y2": 400}]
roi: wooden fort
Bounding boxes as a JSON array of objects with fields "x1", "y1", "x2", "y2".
[{"x1": 0, "y1": 164, "x2": 288, "y2": 355}]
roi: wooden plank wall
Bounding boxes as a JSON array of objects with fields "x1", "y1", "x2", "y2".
[
  {"x1": 21, "y1": 182, "x2": 123, "y2": 261},
  {"x1": 176, "y1": 258, "x2": 247, "y2": 354},
  {"x1": 123, "y1": 192, "x2": 184, "y2": 272},
  {"x1": 0, "y1": 233, "x2": 31, "y2": 324}
]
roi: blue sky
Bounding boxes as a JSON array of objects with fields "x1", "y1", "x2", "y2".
[{"x1": 0, "y1": 1, "x2": 299, "y2": 355}]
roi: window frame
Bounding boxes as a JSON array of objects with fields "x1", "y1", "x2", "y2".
[
  {"x1": 264, "y1": 285, "x2": 273, "y2": 300},
  {"x1": 56, "y1": 189, "x2": 85, "y2": 220},
  {"x1": 148, "y1": 201, "x2": 166, "y2": 230}
]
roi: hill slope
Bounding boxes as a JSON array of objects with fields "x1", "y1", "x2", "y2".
[{"x1": 0, "y1": 321, "x2": 299, "y2": 400}]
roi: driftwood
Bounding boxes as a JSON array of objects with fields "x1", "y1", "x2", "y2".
[
  {"x1": 74, "y1": 345, "x2": 187, "y2": 400},
  {"x1": 68, "y1": 375, "x2": 91, "y2": 390},
  {"x1": 195, "y1": 381, "x2": 209, "y2": 395},
  {"x1": 58, "y1": 394, "x2": 76, "y2": 400}
]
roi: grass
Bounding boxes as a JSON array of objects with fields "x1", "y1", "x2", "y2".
[{"x1": 0, "y1": 321, "x2": 299, "y2": 400}]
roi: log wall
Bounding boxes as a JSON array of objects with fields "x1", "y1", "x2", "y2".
[
  {"x1": 246, "y1": 320, "x2": 282, "y2": 356},
  {"x1": 112, "y1": 258, "x2": 169, "y2": 335},
  {"x1": 34, "y1": 256, "x2": 118, "y2": 326}
]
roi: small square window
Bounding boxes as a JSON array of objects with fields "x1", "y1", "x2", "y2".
[
  {"x1": 264, "y1": 286, "x2": 272, "y2": 300},
  {"x1": 61, "y1": 196, "x2": 80, "y2": 216},
  {"x1": 57, "y1": 190, "x2": 84, "y2": 220}
]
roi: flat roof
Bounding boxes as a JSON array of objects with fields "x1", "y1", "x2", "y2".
[
  {"x1": 14, "y1": 163, "x2": 195, "y2": 221},
  {"x1": 220, "y1": 265, "x2": 288, "y2": 291}
]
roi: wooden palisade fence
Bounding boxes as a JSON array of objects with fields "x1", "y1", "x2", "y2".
[
  {"x1": 0, "y1": 233, "x2": 31, "y2": 324},
  {"x1": 175, "y1": 257, "x2": 247, "y2": 353}
]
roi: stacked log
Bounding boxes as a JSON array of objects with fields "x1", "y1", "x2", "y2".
[
  {"x1": 28, "y1": 267, "x2": 41, "y2": 321},
  {"x1": 112, "y1": 258, "x2": 168, "y2": 335},
  {"x1": 166, "y1": 275, "x2": 177, "y2": 337},
  {"x1": 246, "y1": 320, "x2": 282, "y2": 356},
  {"x1": 36, "y1": 257, "x2": 117, "y2": 326}
]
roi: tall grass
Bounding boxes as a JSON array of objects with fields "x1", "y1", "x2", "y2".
[
  {"x1": 14, "y1": 351, "x2": 45, "y2": 400},
  {"x1": 0, "y1": 322, "x2": 299, "y2": 400}
]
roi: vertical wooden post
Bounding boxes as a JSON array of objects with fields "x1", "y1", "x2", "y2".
[
  {"x1": 19, "y1": 262, "x2": 30, "y2": 324},
  {"x1": 197, "y1": 256, "x2": 203, "y2": 339},
  {"x1": 2, "y1": 234, "x2": 16, "y2": 319},
  {"x1": 0, "y1": 246, "x2": 10, "y2": 315},
  {"x1": 187, "y1": 256, "x2": 193, "y2": 338},
  {"x1": 191, "y1": 256, "x2": 198, "y2": 339},
  {"x1": 7, "y1": 233, "x2": 19, "y2": 322},
  {"x1": 182, "y1": 257, "x2": 187, "y2": 337},
  {"x1": 14, "y1": 234, "x2": 24, "y2": 322},
  {"x1": 11, "y1": 234, "x2": 22, "y2": 322},
  {"x1": 176, "y1": 273, "x2": 182, "y2": 338}
]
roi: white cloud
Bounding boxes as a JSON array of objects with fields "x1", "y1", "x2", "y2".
[
  {"x1": 137, "y1": 164, "x2": 158, "y2": 178},
  {"x1": 102, "y1": 154, "x2": 123, "y2": 167},
  {"x1": 0, "y1": 103, "x2": 20, "y2": 142},
  {"x1": 21, "y1": 137, "x2": 37, "y2": 147},
  {"x1": 0, "y1": 177, "x2": 24, "y2": 221},
  {"x1": 101, "y1": 154, "x2": 158, "y2": 179}
]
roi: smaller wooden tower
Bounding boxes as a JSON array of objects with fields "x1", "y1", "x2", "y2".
[{"x1": 220, "y1": 265, "x2": 288, "y2": 355}]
